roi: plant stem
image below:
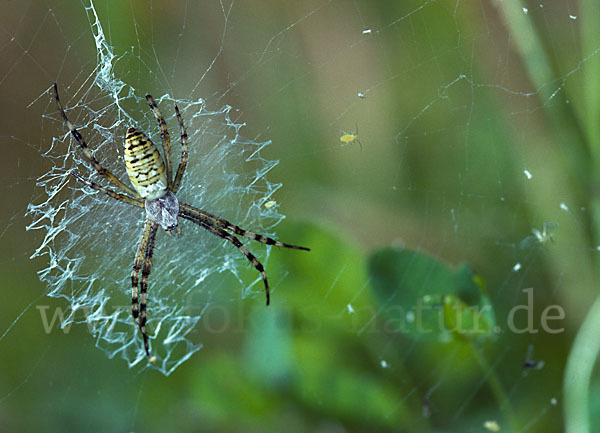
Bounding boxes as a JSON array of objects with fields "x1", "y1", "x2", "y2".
[
  {"x1": 469, "y1": 343, "x2": 520, "y2": 432},
  {"x1": 564, "y1": 296, "x2": 600, "y2": 433}
]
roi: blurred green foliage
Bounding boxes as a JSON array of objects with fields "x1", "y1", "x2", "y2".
[
  {"x1": 2, "y1": 1, "x2": 600, "y2": 432},
  {"x1": 369, "y1": 247, "x2": 495, "y2": 341}
]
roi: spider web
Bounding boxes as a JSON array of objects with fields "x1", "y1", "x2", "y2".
[
  {"x1": 1, "y1": 0, "x2": 599, "y2": 431},
  {"x1": 26, "y1": 1, "x2": 285, "y2": 375}
]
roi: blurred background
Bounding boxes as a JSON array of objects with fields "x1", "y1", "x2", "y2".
[{"x1": 1, "y1": 0, "x2": 600, "y2": 431}]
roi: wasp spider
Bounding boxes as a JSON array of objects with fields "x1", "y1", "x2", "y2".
[{"x1": 53, "y1": 83, "x2": 309, "y2": 356}]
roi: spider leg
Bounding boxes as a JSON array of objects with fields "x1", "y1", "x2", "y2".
[
  {"x1": 180, "y1": 203, "x2": 310, "y2": 251},
  {"x1": 180, "y1": 213, "x2": 272, "y2": 305},
  {"x1": 53, "y1": 83, "x2": 140, "y2": 198},
  {"x1": 131, "y1": 219, "x2": 158, "y2": 356},
  {"x1": 171, "y1": 104, "x2": 188, "y2": 193},
  {"x1": 146, "y1": 95, "x2": 172, "y2": 188},
  {"x1": 70, "y1": 171, "x2": 143, "y2": 208},
  {"x1": 139, "y1": 223, "x2": 159, "y2": 356},
  {"x1": 131, "y1": 220, "x2": 152, "y2": 329}
]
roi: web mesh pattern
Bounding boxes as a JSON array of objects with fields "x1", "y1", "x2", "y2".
[{"x1": 26, "y1": 2, "x2": 284, "y2": 375}]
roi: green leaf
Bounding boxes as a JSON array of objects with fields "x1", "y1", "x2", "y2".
[
  {"x1": 368, "y1": 247, "x2": 495, "y2": 341},
  {"x1": 267, "y1": 221, "x2": 372, "y2": 331}
]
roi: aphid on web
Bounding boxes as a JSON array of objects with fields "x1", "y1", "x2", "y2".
[
  {"x1": 340, "y1": 123, "x2": 362, "y2": 150},
  {"x1": 53, "y1": 83, "x2": 310, "y2": 357},
  {"x1": 519, "y1": 221, "x2": 557, "y2": 250},
  {"x1": 522, "y1": 344, "x2": 544, "y2": 375}
]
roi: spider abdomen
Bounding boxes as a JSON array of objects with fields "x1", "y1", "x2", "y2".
[{"x1": 124, "y1": 127, "x2": 168, "y2": 199}]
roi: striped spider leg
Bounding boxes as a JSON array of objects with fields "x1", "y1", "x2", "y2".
[
  {"x1": 53, "y1": 84, "x2": 140, "y2": 198},
  {"x1": 135, "y1": 220, "x2": 159, "y2": 354},
  {"x1": 179, "y1": 204, "x2": 309, "y2": 306},
  {"x1": 54, "y1": 84, "x2": 309, "y2": 357}
]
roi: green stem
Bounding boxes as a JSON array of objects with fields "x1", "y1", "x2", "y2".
[
  {"x1": 564, "y1": 296, "x2": 600, "y2": 433},
  {"x1": 581, "y1": 0, "x2": 600, "y2": 162},
  {"x1": 469, "y1": 343, "x2": 520, "y2": 432},
  {"x1": 566, "y1": 2, "x2": 600, "y2": 432}
]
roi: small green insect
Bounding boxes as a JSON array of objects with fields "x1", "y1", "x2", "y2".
[{"x1": 340, "y1": 123, "x2": 362, "y2": 150}]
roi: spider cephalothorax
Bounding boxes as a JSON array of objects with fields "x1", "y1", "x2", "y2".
[
  {"x1": 144, "y1": 190, "x2": 179, "y2": 232},
  {"x1": 54, "y1": 83, "x2": 309, "y2": 356}
]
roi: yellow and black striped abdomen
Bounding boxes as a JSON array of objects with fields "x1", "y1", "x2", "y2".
[{"x1": 124, "y1": 127, "x2": 168, "y2": 199}]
